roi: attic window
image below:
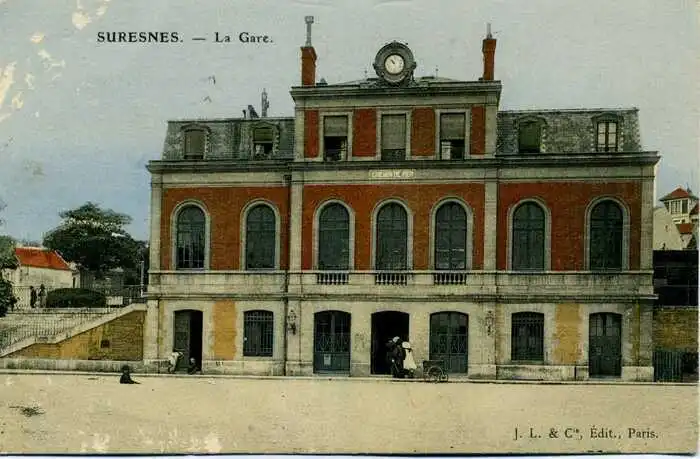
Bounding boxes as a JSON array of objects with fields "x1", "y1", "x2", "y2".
[
  {"x1": 440, "y1": 113, "x2": 466, "y2": 160},
  {"x1": 323, "y1": 116, "x2": 348, "y2": 162},
  {"x1": 596, "y1": 120, "x2": 618, "y2": 152},
  {"x1": 184, "y1": 129, "x2": 206, "y2": 159},
  {"x1": 253, "y1": 127, "x2": 274, "y2": 158},
  {"x1": 518, "y1": 121, "x2": 542, "y2": 153}
]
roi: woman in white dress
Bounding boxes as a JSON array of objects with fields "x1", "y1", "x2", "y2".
[{"x1": 401, "y1": 341, "x2": 417, "y2": 378}]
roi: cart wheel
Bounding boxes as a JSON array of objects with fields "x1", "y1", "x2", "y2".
[{"x1": 427, "y1": 366, "x2": 441, "y2": 383}]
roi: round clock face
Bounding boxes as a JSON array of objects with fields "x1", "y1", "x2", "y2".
[{"x1": 384, "y1": 54, "x2": 405, "y2": 75}]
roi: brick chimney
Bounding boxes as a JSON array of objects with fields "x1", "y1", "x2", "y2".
[
  {"x1": 301, "y1": 16, "x2": 317, "y2": 86},
  {"x1": 482, "y1": 23, "x2": 497, "y2": 81}
]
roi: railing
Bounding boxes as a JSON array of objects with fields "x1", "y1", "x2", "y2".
[
  {"x1": 374, "y1": 271, "x2": 411, "y2": 285},
  {"x1": 0, "y1": 309, "x2": 113, "y2": 353},
  {"x1": 316, "y1": 272, "x2": 349, "y2": 285},
  {"x1": 433, "y1": 272, "x2": 469, "y2": 285},
  {"x1": 11, "y1": 285, "x2": 147, "y2": 310}
]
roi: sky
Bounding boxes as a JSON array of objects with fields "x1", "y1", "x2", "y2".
[{"x1": 0, "y1": 0, "x2": 698, "y2": 243}]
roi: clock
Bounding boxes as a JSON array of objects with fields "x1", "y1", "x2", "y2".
[
  {"x1": 373, "y1": 42, "x2": 416, "y2": 85},
  {"x1": 384, "y1": 54, "x2": 405, "y2": 75}
]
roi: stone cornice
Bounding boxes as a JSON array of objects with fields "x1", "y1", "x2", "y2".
[
  {"x1": 147, "y1": 151, "x2": 660, "y2": 174},
  {"x1": 290, "y1": 80, "x2": 502, "y2": 100}
]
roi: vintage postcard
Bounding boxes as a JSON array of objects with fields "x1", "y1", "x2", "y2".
[{"x1": 0, "y1": 0, "x2": 698, "y2": 455}]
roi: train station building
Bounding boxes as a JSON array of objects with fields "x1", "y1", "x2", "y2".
[{"x1": 144, "y1": 18, "x2": 658, "y2": 380}]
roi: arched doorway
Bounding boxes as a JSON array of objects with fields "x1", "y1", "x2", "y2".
[
  {"x1": 371, "y1": 311, "x2": 409, "y2": 374},
  {"x1": 173, "y1": 310, "x2": 203, "y2": 372},
  {"x1": 589, "y1": 312, "x2": 622, "y2": 377},
  {"x1": 429, "y1": 312, "x2": 468, "y2": 373},
  {"x1": 313, "y1": 311, "x2": 351, "y2": 373}
]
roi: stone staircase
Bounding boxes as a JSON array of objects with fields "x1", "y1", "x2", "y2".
[{"x1": 0, "y1": 307, "x2": 139, "y2": 357}]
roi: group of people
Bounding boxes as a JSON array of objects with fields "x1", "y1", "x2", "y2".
[
  {"x1": 28, "y1": 284, "x2": 47, "y2": 309},
  {"x1": 386, "y1": 336, "x2": 417, "y2": 379}
]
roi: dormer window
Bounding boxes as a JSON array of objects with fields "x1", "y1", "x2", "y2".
[
  {"x1": 253, "y1": 127, "x2": 274, "y2": 158},
  {"x1": 518, "y1": 120, "x2": 542, "y2": 153},
  {"x1": 440, "y1": 113, "x2": 466, "y2": 160},
  {"x1": 596, "y1": 120, "x2": 618, "y2": 152},
  {"x1": 184, "y1": 129, "x2": 206, "y2": 159},
  {"x1": 323, "y1": 116, "x2": 348, "y2": 162}
]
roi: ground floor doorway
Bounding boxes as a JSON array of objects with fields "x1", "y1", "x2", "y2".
[
  {"x1": 173, "y1": 310, "x2": 203, "y2": 372},
  {"x1": 313, "y1": 310, "x2": 351, "y2": 373},
  {"x1": 589, "y1": 312, "x2": 622, "y2": 377},
  {"x1": 371, "y1": 311, "x2": 409, "y2": 374}
]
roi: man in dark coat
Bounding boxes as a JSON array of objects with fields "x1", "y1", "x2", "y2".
[
  {"x1": 30, "y1": 286, "x2": 37, "y2": 308},
  {"x1": 119, "y1": 365, "x2": 140, "y2": 384}
]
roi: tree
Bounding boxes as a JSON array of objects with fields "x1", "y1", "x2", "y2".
[
  {"x1": 0, "y1": 235, "x2": 18, "y2": 317},
  {"x1": 43, "y1": 202, "x2": 142, "y2": 279}
]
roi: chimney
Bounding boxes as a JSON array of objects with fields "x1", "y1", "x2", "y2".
[
  {"x1": 301, "y1": 16, "x2": 317, "y2": 86},
  {"x1": 482, "y1": 23, "x2": 497, "y2": 81}
]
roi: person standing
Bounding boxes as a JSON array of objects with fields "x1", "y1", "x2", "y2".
[
  {"x1": 119, "y1": 365, "x2": 140, "y2": 384},
  {"x1": 401, "y1": 341, "x2": 417, "y2": 379},
  {"x1": 38, "y1": 284, "x2": 47, "y2": 308},
  {"x1": 29, "y1": 286, "x2": 37, "y2": 308}
]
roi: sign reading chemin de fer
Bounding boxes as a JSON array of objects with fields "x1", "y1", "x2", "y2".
[{"x1": 368, "y1": 169, "x2": 415, "y2": 179}]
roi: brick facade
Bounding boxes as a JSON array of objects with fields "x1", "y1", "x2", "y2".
[
  {"x1": 352, "y1": 109, "x2": 377, "y2": 157},
  {"x1": 410, "y1": 108, "x2": 435, "y2": 157}
]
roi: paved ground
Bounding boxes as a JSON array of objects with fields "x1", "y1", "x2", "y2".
[{"x1": 0, "y1": 373, "x2": 696, "y2": 454}]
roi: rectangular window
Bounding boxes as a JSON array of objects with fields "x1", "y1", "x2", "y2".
[
  {"x1": 682, "y1": 200, "x2": 689, "y2": 214},
  {"x1": 511, "y1": 313, "x2": 544, "y2": 361},
  {"x1": 440, "y1": 113, "x2": 466, "y2": 159},
  {"x1": 323, "y1": 116, "x2": 348, "y2": 162},
  {"x1": 381, "y1": 114, "x2": 406, "y2": 161},
  {"x1": 243, "y1": 311, "x2": 274, "y2": 357},
  {"x1": 184, "y1": 130, "x2": 205, "y2": 159},
  {"x1": 670, "y1": 201, "x2": 681, "y2": 214},
  {"x1": 596, "y1": 121, "x2": 618, "y2": 152},
  {"x1": 253, "y1": 127, "x2": 274, "y2": 159}
]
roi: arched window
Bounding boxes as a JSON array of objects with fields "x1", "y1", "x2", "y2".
[
  {"x1": 246, "y1": 205, "x2": 276, "y2": 269},
  {"x1": 243, "y1": 310, "x2": 274, "y2": 357},
  {"x1": 512, "y1": 202, "x2": 545, "y2": 270},
  {"x1": 184, "y1": 129, "x2": 205, "y2": 159},
  {"x1": 435, "y1": 202, "x2": 467, "y2": 270},
  {"x1": 318, "y1": 204, "x2": 350, "y2": 270},
  {"x1": 376, "y1": 203, "x2": 408, "y2": 270},
  {"x1": 589, "y1": 200, "x2": 623, "y2": 270},
  {"x1": 176, "y1": 206, "x2": 205, "y2": 269},
  {"x1": 511, "y1": 312, "x2": 544, "y2": 361}
]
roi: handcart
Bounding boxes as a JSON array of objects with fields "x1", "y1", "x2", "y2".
[{"x1": 422, "y1": 359, "x2": 449, "y2": 383}]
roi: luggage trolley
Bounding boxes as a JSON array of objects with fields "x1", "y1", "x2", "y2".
[{"x1": 422, "y1": 360, "x2": 449, "y2": 383}]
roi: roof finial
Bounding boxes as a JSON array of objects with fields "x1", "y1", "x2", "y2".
[
  {"x1": 305, "y1": 16, "x2": 314, "y2": 47},
  {"x1": 261, "y1": 88, "x2": 269, "y2": 118},
  {"x1": 487, "y1": 22, "x2": 492, "y2": 38}
]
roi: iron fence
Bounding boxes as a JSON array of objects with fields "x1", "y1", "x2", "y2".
[
  {"x1": 653, "y1": 349, "x2": 699, "y2": 382},
  {"x1": 10, "y1": 285, "x2": 146, "y2": 310}
]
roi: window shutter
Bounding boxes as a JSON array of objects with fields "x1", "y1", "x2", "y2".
[
  {"x1": 381, "y1": 115, "x2": 406, "y2": 150},
  {"x1": 440, "y1": 114, "x2": 465, "y2": 139},
  {"x1": 323, "y1": 116, "x2": 348, "y2": 137}
]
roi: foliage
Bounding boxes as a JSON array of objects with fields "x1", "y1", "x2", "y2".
[
  {"x1": 0, "y1": 235, "x2": 17, "y2": 317},
  {"x1": 46, "y1": 288, "x2": 107, "y2": 309},
  {"x1": 42, "y1": 202, "x2": 142, "y2": 279}
]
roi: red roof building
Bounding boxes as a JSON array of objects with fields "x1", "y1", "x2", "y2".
[
  {"x1": 14, "y1": 247, "x2": 72, "y2": 271},
  {"x1": 660, "y1": 187, "x2": 698, "y2": 201}
]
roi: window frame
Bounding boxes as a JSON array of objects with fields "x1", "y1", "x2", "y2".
[
  {"x1": 518, "y1": 120, "x2": 543, "y2": 153},
  {"x1": 510, "y1": 311, "x2": 545, "y2": 362},
  {"x1": 170, "y1": 201, "x2": 210, "y2": 271},
  {"x1": 376, "y1": 110, "x2": 411, "y2": 161},
  {"x1": 182, "y1": 126, "x2": 208, "y2": 160},
  {"x1": 584, "y1": 197, "x2": 630, "y2": 271},
  {"x1": 240, "y1": 200, "x2": 281, "y2": 271},
  {"x1": 243, "y1": 310, "x2": 274, "y2": 357},
  {"x1": 320, "y1": 113, "x2": 352, "y2": 162},
  {"x1": 506, "y1": 198, "x2": 551, "y2": 271},
  {"x1": 438, "y1": 112, "x2": 468, "y2": 160},
  {"x1": 251, "y1": 124, "x2": 276, "y2": 159},
  {"x1": 314, "y1": 200, "x2": 355, "y2": 270},
  {"x1": 593, "y1": 115, "x2": 621, "y2": 153},
  {"x1": 587, "y1": 199, "x2": 625, "y2": 271},
  {"x1": 371, "y1": 199, "x2": 413, "y2": 270},
  {"x1": 430, "y1": 199, "x2": 472, "y2": 270}
]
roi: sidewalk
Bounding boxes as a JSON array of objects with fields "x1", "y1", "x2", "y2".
[{"x1": 0, "y1": 368, "x2": 695, "y2": 386}]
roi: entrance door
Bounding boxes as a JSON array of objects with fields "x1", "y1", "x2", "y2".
[
  {"x1": 589, "y1": 312, "x2": 622, "y2": 377},
  {"x1": 429, "y1": 312, "x2": 468, "y2": 373},
  {"x1": 313, "y1": 311, "x2": 351, "y2": 373},
  {"x1": 371, "y1": 311, "x2": 409, "y2": 374},
  {"x1": 173, "y1": 310, "x2": 203, "y2": 372}
]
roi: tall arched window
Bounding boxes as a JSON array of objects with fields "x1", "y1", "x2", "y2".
[
  {"x1": 176, "y1": 206, "x2": 205, "y2": 269},
  {"x1": 589, "y1": 200, "x2": 623, "y2": 270},
  {"x1": 318, "y1": 204, "x2": 350, "y2": 270},
  {"x1": 435, "y1": 202, "x2": 467, "y2": 270},
  {"x1": 512, "y1": 202, "x2": 545, "y2": 270},
  {"x1": 376, "y1": 203, "x2": 408, "y2": 270},
  {"x1": 246, "y1": 204, "x2": 276, "y2": 269}
]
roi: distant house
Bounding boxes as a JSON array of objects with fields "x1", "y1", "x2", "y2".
[{"x1": 655, "y1": 187, "x2": 699, "y2": 250}]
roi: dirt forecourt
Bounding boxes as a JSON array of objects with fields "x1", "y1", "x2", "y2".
[{"x1": 0, "y1": 373, "x2": 696, "y2": 454}]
